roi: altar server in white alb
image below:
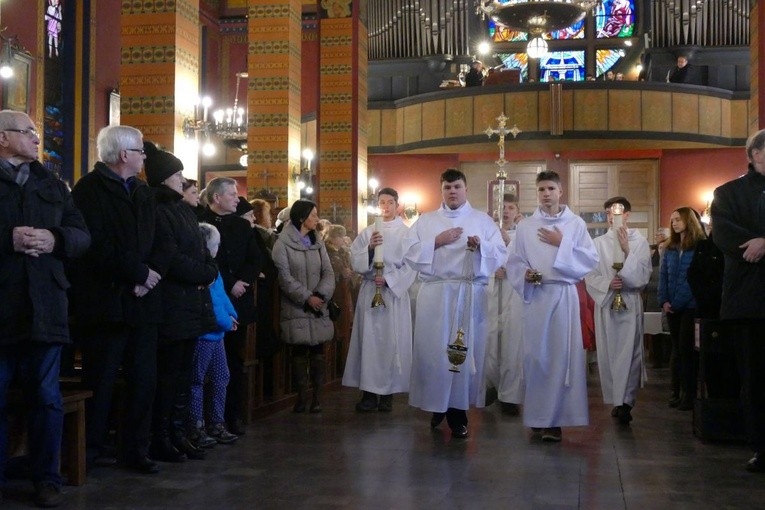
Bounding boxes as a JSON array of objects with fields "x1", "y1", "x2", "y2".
[
  {"x1": 507, "y1": 171, "x2": 598, "y2": 443},
  {"x1": 484, "y1": 194, "x2": 525, "y2": 415},
  {"x1": 585, "y1": 196, "x2": 651, "y2": 424},
  {"x1": 403, "y1": 168, "x2": 506, "y2": 439},
  {"x1": 342, "y1": 187, "x2": 417, "y2": 413}
]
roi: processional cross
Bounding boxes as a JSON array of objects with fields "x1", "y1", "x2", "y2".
[{"x1": 484, "y1": 113, "x2": 521, "y2": 228}]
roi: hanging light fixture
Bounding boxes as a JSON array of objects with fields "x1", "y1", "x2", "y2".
[
  {"x1": 526, "y1": 31, "x2": 548, "y2": 59},
  {"x1": 477, "y1": 0, "x2": 598, "y2": 57},
  {"x1": 210, "y1": 72, "x2": 248, "y2": 152},
  {"x1": 0, "y1": 36, "x2": 15, "y2": 80}
]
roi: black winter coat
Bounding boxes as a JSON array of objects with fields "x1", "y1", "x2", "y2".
[
  {"x1": 153, "y1": 186, "x2": 217, "y2": 341},
  {"x1": 712, "y1": 165, "x2": 765, "y2": 320},
  {"x1": 0, "y1": 160, "x2": 90, "y2": 345},
  {"x1": 687, "y1": 234, "x2": 724, "y2": 319},
  {"x1": 198, "y1": 208, "x2": 262, "y2": 325},
  {"x1": 69, "y1": 162, "x2": 165, "y2": 325}
]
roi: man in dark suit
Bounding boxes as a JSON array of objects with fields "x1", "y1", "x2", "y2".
[{"x1": 0, "y1": 110, "x2": 90, "y2": 507}]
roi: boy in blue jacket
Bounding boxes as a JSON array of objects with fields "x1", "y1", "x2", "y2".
[{"x1": 189, "y1": 223, "x2": 240, "y2": 446}]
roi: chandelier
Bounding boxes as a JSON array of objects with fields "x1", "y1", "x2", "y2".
[
  {"x1": 476, "y1": 0, "x2": 599, "y2": 58},
  {"x1": 210, "y1": 71, "x2": 248, "y2": 152}
]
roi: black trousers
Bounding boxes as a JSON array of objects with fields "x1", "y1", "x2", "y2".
[
  {"x1": 667, "y1": 308, "x2": 697, "y2": 400},
  {"x1": 729, "y1": 319, "x2": 765, "y2": 452},
  {"x1": 224, "y1": 326, "x2": 247, "y2": 428},
  {"x1": 153, "y1": 338, "x2": 197, "y2": 437},
  {"x1": 81, "y1": 322, "x2": 157, "y2": 460}
]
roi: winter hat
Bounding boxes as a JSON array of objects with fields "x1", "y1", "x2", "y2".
[
  {"x1": 236, "y1": 196, "x2": 254, "y2": 216},
  {"x1": 143, "y1": 141, "x2": 183, "y2": 187}
]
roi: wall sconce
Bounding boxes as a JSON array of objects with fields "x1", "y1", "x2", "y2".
[
  {"x1": 291, "y1": 148, "x2": 315, "y2": 196},
  {"x1": 360, "y1": 177, "x2": 380, "y2": 214},
  {"x1": 700, "y1": 191, "x2": 714, "y2": 225},
  {"x1": 401, "y1": 193, "x2": 420, "y2": 221},
  {"x1": 182, "y1": 96, "x2": 216, "y2": 157},
  {"x1": 0, "y1": 36, "x2": 16, "y2": 80}
]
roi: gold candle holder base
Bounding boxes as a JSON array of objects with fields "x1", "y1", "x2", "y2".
[
  {"x1": 371, "y1": 261, "x2": 386, "y2": 308},
  {"x1": 447, "y1": 328, "x2": 468, "y2": 373},
  {"x1": 611, "y1": 262, "x2": 627, "y2": 312}
]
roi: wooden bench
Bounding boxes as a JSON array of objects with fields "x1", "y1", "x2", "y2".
[{"x1": 8, "y1": 388, "x2": 92, "y2": 486}]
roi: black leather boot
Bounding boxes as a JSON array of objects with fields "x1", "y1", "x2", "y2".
[
  {"x1": 293, "y1": 355, "x2": 309, "y2": 413},
  {"x1": 149, "y1": 435, "x2": 186, "y2": 463},
  {"x1": 309, "y1": 353, "x2": 325, "y2": 413},
  {"x1": 171, "y1": 428, "x2": 206, "y2": 460}
]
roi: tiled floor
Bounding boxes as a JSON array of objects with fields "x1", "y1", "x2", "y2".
[{"x1": 4, "y1": 367, "x2": 763, "y2": 509}]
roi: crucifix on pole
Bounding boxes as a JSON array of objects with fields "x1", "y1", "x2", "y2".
[{"x1": 484, "y1": 113, "x2": 521, "y2": 229}]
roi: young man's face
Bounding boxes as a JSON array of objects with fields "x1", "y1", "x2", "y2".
[
  {"x1": 441, "y1": 179, "x2": 467, "y2": 210},
  {"x1": 502, "y1": 202, "x2": 519, "y2": 224},
  {"x1": 536, "y1": 180, "x2": 562, "y2": 210}
]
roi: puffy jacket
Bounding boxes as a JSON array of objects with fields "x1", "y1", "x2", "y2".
[
  {"x1": 658, "y1": 247, "x2": 697, "y2": 312},
  {"x1": 199, "y1": 272, "x2": 237, "y2": 342},
  {"x1": 272, "y1": 224, "x2": 335, "y2": 346}
]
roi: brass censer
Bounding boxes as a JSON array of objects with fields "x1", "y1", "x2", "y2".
[{"x1": 447, "y1": 328, "x2": 468, "y2": 372}]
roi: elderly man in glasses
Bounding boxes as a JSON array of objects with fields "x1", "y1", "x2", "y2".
[
  {"x1": 0, "y1": 110, "x2": 90, "y2": 507},
  {"x1": 70, "y1": 125, "x2": 168, "y2": 475}
]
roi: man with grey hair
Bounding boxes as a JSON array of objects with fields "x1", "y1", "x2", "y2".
[
  {"x1": 712, "y1": 128, "x2": 765, "y2": 472},
  {"x1": 199, "y1": 177, "x2": 262, "y2": 435},
  {"x1": 0, "y1": 110, "x2": 90, "y2": 507},
  {"x1": 70, "y1": 125, "x2": 165, "y2": 474}
]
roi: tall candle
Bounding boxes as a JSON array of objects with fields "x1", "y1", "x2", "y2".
[
  {"x1": 611, "y1": 203, "x2": 624, "y2": 264},
  {"x1": 374, "y1": 216, "x2": 384, "y2": 263}
]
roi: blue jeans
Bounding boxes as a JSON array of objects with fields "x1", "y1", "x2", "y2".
[{"x1": 0, "y1": 342, "x2": 63, "y2": 487}]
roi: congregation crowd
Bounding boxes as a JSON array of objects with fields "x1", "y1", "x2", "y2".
[{"x1": 3, "y1": 107, "x2": 765, "y2": 508}]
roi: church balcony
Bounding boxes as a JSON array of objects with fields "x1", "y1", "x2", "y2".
[{"x1": 368, "y1": 81, "x2": 751, "y2": 154}]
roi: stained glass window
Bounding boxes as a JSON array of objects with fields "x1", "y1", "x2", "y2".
[
  {"x1": 595, "y1": 0, "x2": 635, "y2": 38},
  {"x1": 497, "y1": 53, "x2": 529, "y2": 82},
  {"x1": 596, "y1": 49, "x2": 624, "y2": 77},
  {"x1": 540, "y1": 51, "x2": 585, "y2": 82},
  {"x1": 489, "y1": 21, "x2": 527, "y2": 42},
  {"x1": 546, "y1": 19, "x2": 585, "y2": 40}
]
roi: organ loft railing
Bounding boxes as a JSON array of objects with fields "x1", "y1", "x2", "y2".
[
  {"x1": 651, "y1": 0, "x2": 750, "y2": 47},
  {"x1": 367, "y1": 0, "x2": 474, "y2": 60}
]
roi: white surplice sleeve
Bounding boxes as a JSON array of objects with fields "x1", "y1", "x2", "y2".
[{"x1": 552, "y1": 220, "x2": 599, "y2": 281}]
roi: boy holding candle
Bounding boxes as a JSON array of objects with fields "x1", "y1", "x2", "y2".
[
  {"x1": 506, "y1": 171, "x2": 598, "y2": 442},
  {"x1": 342, "y1": 188, "x2": 417, "y2": 412},
  {"x1": 584, "y1": 197, "x2": 652, "y2": 424}
]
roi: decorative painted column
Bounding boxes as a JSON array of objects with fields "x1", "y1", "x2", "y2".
[
  {"x1": 754, "y1": 2, "x2": 764, "y2": 130},
  {"x1": 246, "y1": 0, "x2": 303, "y2": 206},
  {"x1": 120, "y1": 0, "x2": 200, "y2": 179},
  {"x1": 319, "y1": 0, "x2": 368, "y2": 232}
]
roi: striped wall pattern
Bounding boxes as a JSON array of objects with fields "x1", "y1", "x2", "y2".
[
  {"x1": 750, "y1": 3, "x2": 760, "y2": 131},
  {"x1": 246, "y1": 0, "x2": 303, "y2": 205},
  {"x1": 319, "y1": 13, "x2": 368, "y2": 231},
  {"x1": 120, "y1": 0, "x2": 200, "y2": 151}
]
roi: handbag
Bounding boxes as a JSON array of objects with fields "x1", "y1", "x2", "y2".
[{"x1": 328, "y1": 299, "x2": 341, "y2": 321}]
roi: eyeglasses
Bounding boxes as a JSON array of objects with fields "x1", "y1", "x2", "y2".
[
  {"x1": 125, "y1": 148, "x2": 146, "y2": 155},
  {"x1": 3, "y1": 127, "x2": 39, "y2": 137}
]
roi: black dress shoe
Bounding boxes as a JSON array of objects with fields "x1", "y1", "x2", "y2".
[
  {"x1": 501, "y1": 402, "x2": 520, "y2": 416},
  {"x1": 616, "y1": 404, "x2": 633, "y2": 424},
  {"x1": 93, "y1": 455, "x2": 117, "y2": 467},
  {"x1": 125, "y1": 456, "x2": 160, "y2": 475},
  {"x1": 430, "y1": 412, "x2": 445, "y2": 429},
  {"x1": 451, "y1": 425, "x2": 468, "y2": 439},
  {"x1": 746, "y1": 453, "x2": 765, "y2": 473}
]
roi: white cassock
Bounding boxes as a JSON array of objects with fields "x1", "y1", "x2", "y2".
[
  {"x1": 507, "y1": 205, "x2": 599, "y2": 428},
  {"x1": 403, "y1": 201, "x2": 506, "y2": 412},
  {"x1": 342, "y1": 217, "x2": 417, "y2": 394},
  {"x1": 484, "y1": 228, "x2": 525, "y2": 405},
  {"x1": 584, "y1": 228, "x2": 651, "y2": 407}
]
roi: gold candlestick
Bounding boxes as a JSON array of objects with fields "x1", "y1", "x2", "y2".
[
  {"x1": 371, "y1": 261, "x2": 386, "y2": 308},
  {"x1": 611, "y1": 262, "x2": 627, "y2": 311}
]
